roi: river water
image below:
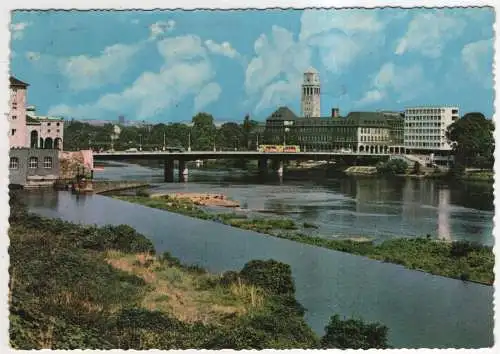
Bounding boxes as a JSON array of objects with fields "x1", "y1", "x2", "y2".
[
  {"x1": 23, "y1": 162, "x2": 494, "y2": 349},
  {"x1": 95, "y1": 161, "x2": 494, "y2": 245}
]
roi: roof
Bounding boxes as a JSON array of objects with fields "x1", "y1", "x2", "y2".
[
  {"x1": 26, "y1": 116, "x2": 41, "y2": 125},
  {"x1": 345, "y1": 112, "x2": 391, "y2": 127},
  {"x1": 27, "y1": 114, "x2": 64, "y2": 122},
  {"x1": 10, "y1": 76, "x2": 29, "y2": 87},
  {"x1": 304, "y1": 67, "x2": 319, "y2": 74},
  {"x1": 267, "y1": 106, "x2": 298, "y2": 121}
]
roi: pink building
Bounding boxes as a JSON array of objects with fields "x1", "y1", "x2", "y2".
[
  {"x1": 8, "y1": 76, "x2": 29, "y2": 148},
  {"x1": 26, "y1": 106, "x2": 64, "y2": 149}
]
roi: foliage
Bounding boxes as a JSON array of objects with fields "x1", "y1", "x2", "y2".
[
  {"x1": 446, "y1": 112, "x2": 494, "y2": 168},
  {"x1": 63, "y1": 114, "x2": 263, "y2": 152},
  {"x1": 239, "y1": 260, "x2": 296, "y2": 296},
  {"x1": 376, "y1": 159, "x2": 408, "y2": 175},
  {"x1": 320, "y1": 315, "x2": 390, "y2": 349}
]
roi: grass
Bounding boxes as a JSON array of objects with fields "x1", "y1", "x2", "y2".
[{"x1": 114, "y1": 195, "x2": 494, "y2": 285}]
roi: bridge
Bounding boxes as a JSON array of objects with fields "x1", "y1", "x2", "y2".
[{"x1": 93, "y1": 150, "x2": 392, "y2": 182}]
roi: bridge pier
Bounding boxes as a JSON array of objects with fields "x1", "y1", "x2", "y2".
[
  {"x1": 178, "y1": 160, "x2": 188, "y2": 182},
  {"x1": 164, "y1": 159, "x2": 174, "y2": 182},
  {"x1": 258, "y1": 158, "x2": 268, "y2": 174},
  {"x1": 277, "y1": 160, "x2": 284, "y2": 176}
]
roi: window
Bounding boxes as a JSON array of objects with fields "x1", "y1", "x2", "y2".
[
  {"x1": 48, "y1": 129, "x2": 51, "y2": 133},
  {"x1": 44, "y1": 156, "x2": 53, "y2": 169},
  {"x1": 57, "y1": 129, "x2": 60, "y2": 133},
  {"x1": 12, "y1": 115, "x2": 17, "y2": 120},
  {"x1": 11, "y1": 129, "x2": 16, "y2": 136},
  {"x1": 12, "y1": 103, "x2": 17, "y2": 109},
  {"x1": 9, "y1": 157, "x2": 19, "y2": 169},
  {"x1": 47, "y1": 123, "x2": 51, "y2": 126},
  {"x1": 56, "y1": 122, "x2": 60, "y2": 126},
  {"x1": 29, "y1": 157, "x2": 38, "y2": 169}
]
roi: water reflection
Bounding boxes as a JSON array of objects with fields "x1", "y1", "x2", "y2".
[{"x1": 94, "y1": 163, "x2": 494, "y2": 245}]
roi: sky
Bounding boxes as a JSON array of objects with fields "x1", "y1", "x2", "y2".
[{"x1": 10, "y1": 8, "x2": 495, "y2": 123}]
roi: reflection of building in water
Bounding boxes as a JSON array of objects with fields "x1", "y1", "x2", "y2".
[{"x1": 437, "y1": 189, "x2": 451, "y2": 241}]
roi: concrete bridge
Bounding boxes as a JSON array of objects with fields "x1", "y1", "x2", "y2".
[{"x1": 93, "y1": 150, "x2": 391, "y2": 182}]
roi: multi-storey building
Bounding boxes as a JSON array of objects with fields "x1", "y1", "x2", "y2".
[
  {"x1": 263, "y1": 107, "x2": 405, "y2": 154},
  {"x1": 301, "y1": 67, "x2": 321, "y2": 118},
  {"x1": 404, "y1": 106, "x2": 459, "y2": 153},
  {"x1": 8, "y1": 76, "x2": 29, "y2": 148},
  {"x1": 26, "y1": 106, "x2": 65, "y2": 149}
]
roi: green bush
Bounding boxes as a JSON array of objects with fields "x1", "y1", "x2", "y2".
[
  {"x1": 376, "y1": 159, "x2": 408, "y2": 175},
  {"x1": 320, "y1": 314, "x2": 389, "y2": 349},
  {"x1": 239, "y1": 260, "x2": 295, "y2": 295}
]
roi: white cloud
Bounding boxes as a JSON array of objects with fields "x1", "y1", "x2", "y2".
[
  {"x1": 245, "y1": 9, "x2": 387, "y2": 113},
  {"x1": 461, "y1": 38, "x2": 493, "y2": 80},
  {"x1": 149, "y1": 20, "x2": 176, "y2": 40},
  {"x1": 49, "y1": 34, "x2": 215, "y2": 120},
  {"x1": 358, "y1": 62, "x2": 428, "y2": 106},
  {"x1": 245, "y1": 26, "x2": 312, "y2": 112},
  {"x1": 60, "y1": 42, "x2": 141, "y2": 91},
  {"x1": 358, "y1": 89, "x2": 385, "y2": 105},
  {"x1": 157, "y1": 35, "x2": 206, "y2": 62},
  {"x1": 395, "y1": 12, "x2": 467, "y2": 58},
  {"x1": 204, "y1": 40, "x2": 240, "y2": 59},
  {"x1": 194, "y1": 82, "x2": 222, "y2": 111},
  {"x1": 11, "y1": 21, "x2": 31, "y2": 40}
]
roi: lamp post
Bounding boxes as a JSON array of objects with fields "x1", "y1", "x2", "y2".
[
  {"x1": 163, "y1": 131, "x2": 166, "y2": 151},
  {"x1": 139, "y1": 134, "x2": 143, "y2": 151},
  {"x1": 188, "y1": 132, "x2": 192, "y2": 152}
]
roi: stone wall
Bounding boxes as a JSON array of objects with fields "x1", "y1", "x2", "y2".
[{"x1": 9, "y1": 148, "x2": 60, "y2": 187}]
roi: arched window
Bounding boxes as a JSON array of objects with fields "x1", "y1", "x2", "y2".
[
  {"x1": 43, "y1": 157, "x2": 53, "y2": 169},
  {"x1": 54, "y1": 138, "x2": 62, "y2": 150},
  {"x1": 30, "y1": 130, "x2": 39, "y2": 148},
  {"x1": 9, "y1": 157, "x2": 19, "y2": 169},
  {"x1": 44, "y1": 137, "x2": 53, "y2": 149}
]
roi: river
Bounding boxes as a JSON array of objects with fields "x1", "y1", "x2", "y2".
[
  {"x1": 22, "y1": 162, "x2": 494, "y2": 348},
  {"x1": 95, "y1": 161, "x2": 494, "y2": 245}
]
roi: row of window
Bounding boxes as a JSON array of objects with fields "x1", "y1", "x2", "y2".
[
  {"x1": 406, "y1": 115, "x2": 444, "y2": 121},
  {"x1": 360, "y1": 135, "x2": 389, "y2": 142},
  {"x1": 360, "y1": 128, "x2": 388, "y2": 134},
  {"x1": 9, "y1": 156, "x2": 53, "y2": 170},
  {"x1": 405, "y1": 136, "x2": 444, "y2": 141},
  {"x1": 406, "y1": 108, "x2": 455, "y2": 114},
  {"x1": 406, "y1": 122, "x2": 445, "y2": 127},
  {"x1": 406, "y1": 142, "x2": 447, "y2": 148}
]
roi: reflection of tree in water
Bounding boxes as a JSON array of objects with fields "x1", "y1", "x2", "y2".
[{"x1": 448, "y1": 182, "x2": 493, "y2": 211}]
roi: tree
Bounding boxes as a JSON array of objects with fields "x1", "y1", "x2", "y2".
[
  {"x1": 192, "y1": 113, "x2": 216, "y2": 151},
  {"x1": 446, "y1": 113, "x2": 494, "y2": 168},
  {"x1": 218, "y1": 123, "x2": 243, "y2": 150},
  {"x1": 320, "y1": 315, "x2": 390, "y2": 349}
]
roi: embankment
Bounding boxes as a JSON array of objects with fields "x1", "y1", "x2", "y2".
[{"x1": 113, "y1": 194, "x2": 494, "y2": 285}]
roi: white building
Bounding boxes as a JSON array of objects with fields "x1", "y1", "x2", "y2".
[
  {"x1": 301, "y1": 67, "x2": 321, "y2": 118},
  {"x1": 404, "y1": 106, "x2": 459, "y2": 152}
]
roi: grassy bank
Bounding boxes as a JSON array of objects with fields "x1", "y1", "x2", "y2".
[
  {"x1": 9, "y1": 192, "x2": 389, "y2": 350},
  {"x1": 114, "y1": 194, "x2": 494, "y2": 285}
]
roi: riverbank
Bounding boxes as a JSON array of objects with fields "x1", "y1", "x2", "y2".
[
  {"x1": 9, "y1": 192, "x2": 389, "y2": 350},
  {"x1": 114, "y1": 194, "x2": 494, "y2": 285}
]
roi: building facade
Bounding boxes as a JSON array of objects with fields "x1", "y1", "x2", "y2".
[
  {"x1": 404, "y1": 106, "x2": 459, "y2": 153},
  {"x1": 26, "y1": 106, "x2": 64, "y2": 149},
  {"x1": 263, "y1": 107, "x2": 405, "y2": 154},
  {"x1": 9, "y1": 148, "x2": 60, "y2": 187},
  {"x1": 8, "y1": 77, "x2": 29, "y2": 148},
  {"x1": 301, "y1": 67, "x2": 321, "y2": 118}
]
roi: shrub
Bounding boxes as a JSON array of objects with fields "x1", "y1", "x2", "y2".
[
  {"x1": 239, "y1": 260, "x2": 295, "y2": 295},
  {"x1": 135, "y1": 188, "x2": 150, "y2": 197},
  {"x1": 376, "y1": 159, "x2": 408, "y2": 175},
  {"x1": 320, "y1": 314, "x2": 390, "y2": 349}
]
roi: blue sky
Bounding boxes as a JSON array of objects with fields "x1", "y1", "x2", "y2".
[{"x1": 10, "y1": 8, "x2": 495, "y2": 123}]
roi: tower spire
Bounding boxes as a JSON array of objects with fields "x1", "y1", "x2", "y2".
[{"x1": 301, "y1": 67, "x2": 321, "y2": 118}]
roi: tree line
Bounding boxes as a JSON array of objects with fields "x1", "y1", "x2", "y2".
[{"x1": 63, "y1": 113, "x2": 262, "y2": 152}]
